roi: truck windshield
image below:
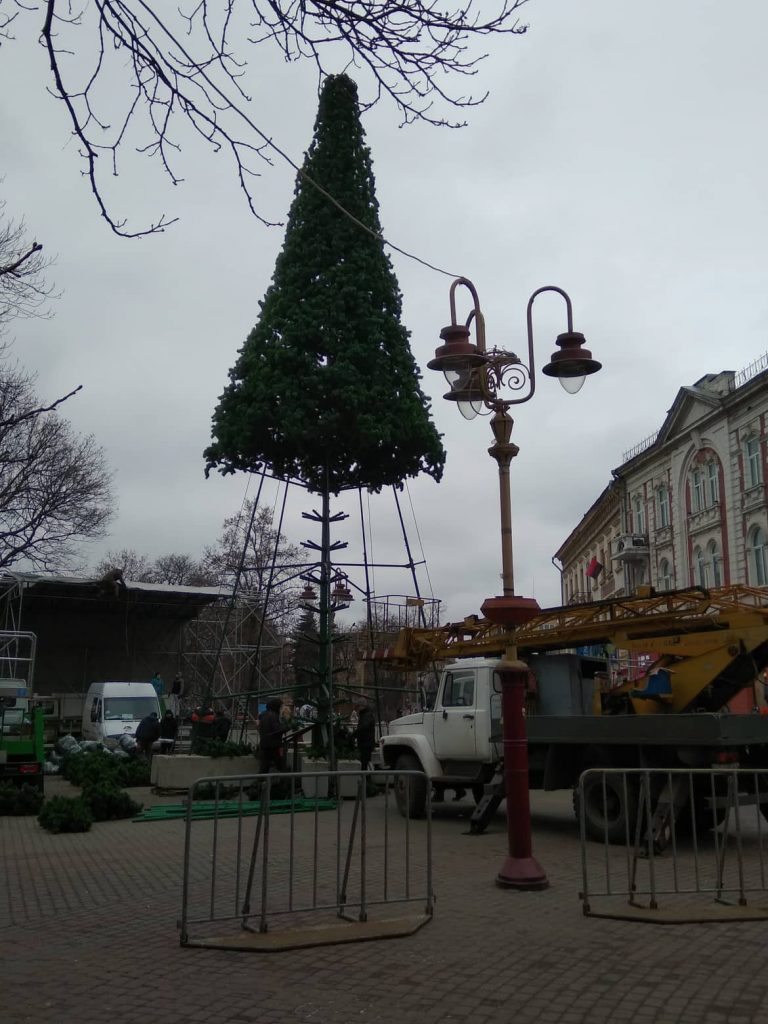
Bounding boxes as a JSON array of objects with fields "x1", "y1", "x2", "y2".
[{"x1": 104, "y1": 697, "x2": 158, "y2": 721}]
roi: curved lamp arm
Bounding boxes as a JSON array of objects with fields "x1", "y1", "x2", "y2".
[
  {"x1": 448, "y1": 276, "x2": 487, "y2": 354},
  {"x1": 501, "y1": 285, "x2": 575, "y2": 408}
]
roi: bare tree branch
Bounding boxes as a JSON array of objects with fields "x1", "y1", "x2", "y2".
[
  {"x1": 0, "y1": 383, "x2": 82, "y2": 429},
  {"x1": 4, "y1": 0, "x2": 528, "y2": 236},
  {"x1": 0, "y1": 356, "x2": 115, "y2": 571},
  {"x1": 0, "y1": 200, "x2": 58, "y2": 326}
]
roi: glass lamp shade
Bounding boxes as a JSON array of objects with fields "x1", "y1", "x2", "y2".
[
  {"x1": 559, "y1": 374, "x2": 586, "y2": 395},
  {"x1": 458, "y1": 398, "x2": 483, "y2": 419},
  {"x1": 444, "y1": 367, "x2": 462, "y2": 388}
]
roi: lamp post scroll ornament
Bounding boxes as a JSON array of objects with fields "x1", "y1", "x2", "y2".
[{"x1": 427, "y1": 277, "x2": 602, "y2": 890}]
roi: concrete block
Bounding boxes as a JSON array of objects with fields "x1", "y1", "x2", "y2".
[
  {"x1": 151, "y1": 754, "x2": 259, "y2": 790},
  {"x1": 301, "y1": 759, "x2": 361, "y2": 798}
]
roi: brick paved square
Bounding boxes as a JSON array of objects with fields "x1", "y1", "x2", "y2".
[{"x1": 4, "y1": 782, "x2": 768, "y2": 1023}]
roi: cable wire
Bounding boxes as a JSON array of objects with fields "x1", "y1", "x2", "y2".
[{"x1": 405, "y1": 479, "x2": 436, "y2": 603}]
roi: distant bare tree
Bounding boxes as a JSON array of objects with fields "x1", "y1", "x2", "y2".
[
  {"x1": 93, "y1": 548, "x2": 155, "y2": 582},
  {"x1": 93, "y1": 549, "x2": 215, "y2": 585},
  {"x1": 203, "y1": 503, "x2": 302, "y2": 592},
  {"x1": 153, "y1": 553, "x2": 214, "y2": 586},
  {"x1": 0, "y1": 199, "x2": 57, "y2": 329},
  {"x1": 0, "y1": 202, "x2": 81, "y2": 434},
  {"x1": 3, "y1": 0, "x2": 528, "y2": 237},
  {"x1": 0, "y1": 358, "x2": 114, "y2": 570},
  {"x1": 202, "y1": 502, "x2": 304, "y2": 632}
]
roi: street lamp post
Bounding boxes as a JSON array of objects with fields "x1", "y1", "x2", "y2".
[{"x1": 427, "y1": 277, "x2": 602, "y2": 890}]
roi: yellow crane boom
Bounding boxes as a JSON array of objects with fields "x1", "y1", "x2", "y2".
[{"x1": 369, "y1": 585, "x2": 768, "y2": 715}]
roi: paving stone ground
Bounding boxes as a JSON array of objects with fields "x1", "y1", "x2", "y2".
[{"x1": 3, "y1": 778, "x2": 768, "y2": 1024}]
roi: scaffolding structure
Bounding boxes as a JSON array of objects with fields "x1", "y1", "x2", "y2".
[{"x1": 181, "y1": 593, "x2": 289, "y2": 706}]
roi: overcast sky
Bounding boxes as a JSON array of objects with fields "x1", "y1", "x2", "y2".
[{"x1": 2, "y1": 0, "x2": 768, "y2": 624}]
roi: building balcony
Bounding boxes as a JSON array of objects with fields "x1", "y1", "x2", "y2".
[
  {"x1": 741, "y1": 484, "x2": 766, "y2": 513},
  {"x1": 654, "y1": 525, "x2": 673, "y2": 546},
  {"x1": 687, "y1": 503, "x2": 722, "y2": 536},
  {"x1": 612, "y1": 534, "x2": 650, "y2": 561}
]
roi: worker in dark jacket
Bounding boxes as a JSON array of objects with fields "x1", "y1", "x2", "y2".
[
  {"x1": 159, "y1": 710, "x2": 179, "y2": 752},
  {"x1": 258, "y1": 697, "x2": 289, "y2": 774},
  {"x1": 354, "y1": 703, "x2": 377, "y2": 772},
  {"x1": 136, "y1": 711, "x2": 161, "y2": 756},
  {"x1": 213, "y1": 709, "x2": 232, "y2": 742}
]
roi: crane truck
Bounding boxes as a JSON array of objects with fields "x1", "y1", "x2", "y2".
[{"x1": 373, "y1": 585, "x2": 768, "y2": 841}]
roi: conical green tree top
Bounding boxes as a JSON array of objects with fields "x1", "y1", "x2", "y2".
[{"x1": 204, "y1": 74, "x2": 446, "y2": 494}]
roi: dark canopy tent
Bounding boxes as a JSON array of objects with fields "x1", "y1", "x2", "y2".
[{"x1": 0, "y1": 573, "x2": 221, "y2": 694}]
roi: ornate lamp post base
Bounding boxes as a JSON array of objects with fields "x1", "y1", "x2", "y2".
[
  {"x1": 494, "y1": 655, "x2": 549, "y2": 892},
  {"x1": 496, "y1": 855, "x2": 549, "y2": 890}
]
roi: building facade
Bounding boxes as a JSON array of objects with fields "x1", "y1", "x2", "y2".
[{"x1": 555, "y1": 354, "x2": 768, "y2": 604}]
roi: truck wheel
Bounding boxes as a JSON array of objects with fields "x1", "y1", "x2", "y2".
[
  {"x1": 574, "y1": 775, "x2": 638, "y2": 844},
  {"x1": 394, "y1": 753, "x2": 427, "y2": 819}
]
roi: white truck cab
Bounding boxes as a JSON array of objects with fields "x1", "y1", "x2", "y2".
[
  {"x1": 379, "y1": 653, "x2": 607, "y2": 820},
  {"x1": 380, "y1": 659, "x2": 502, "y2": 814},
  {"x1": 82, "y1": 681, "x2": 161, "y2": 747}
]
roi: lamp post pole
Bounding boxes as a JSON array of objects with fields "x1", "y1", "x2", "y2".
[
  {"x1": 428, "y1": 277, "x2": 602, "y2": 890},
  {"x1": 488, "y1": 409, "x2": 519, "y2": 598}
]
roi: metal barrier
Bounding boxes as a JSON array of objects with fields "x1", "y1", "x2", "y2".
[
  {"x1": 179, "y1": 768, "x2": 434, "y2": 950},
  {"x1": 578, "y1": 767, "x2": 768, "y2": 921}
]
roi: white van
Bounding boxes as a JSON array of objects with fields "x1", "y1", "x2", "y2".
[{"x1": 81, "y1": 682, "x2": 161, "y2": 747}]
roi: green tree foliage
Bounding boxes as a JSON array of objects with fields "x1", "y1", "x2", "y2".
[
  {"x1": 81, "y1": 782, "x2": 142, "y2": 821},
  {"x1": 0, "y1": 783, "x2": 44, "y2": 816},
  {"x1": 205, "y1": 74, "x2": 446, "y2": 495},
  {"x1": 292, "y1": 607, "x2": 319, "y2": 702},
  {"x1": 38, "y1": 795, "x2": 93, "y2": 833}
]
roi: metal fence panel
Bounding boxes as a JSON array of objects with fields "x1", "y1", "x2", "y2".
[
  {"x1": 578, "y1": 767, "x2": 768, "y2": 921},
  {"x1": 179, "y1": 768, "x2": 434, "y2": 949}
]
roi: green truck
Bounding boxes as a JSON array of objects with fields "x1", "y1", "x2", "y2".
[{"x1": 0, "y1": 632, "x2": 45, "y2": 791}]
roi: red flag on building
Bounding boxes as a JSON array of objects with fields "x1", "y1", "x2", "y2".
[{"x1": 586, "y1": 557, "x2": 603, "y2": 579}]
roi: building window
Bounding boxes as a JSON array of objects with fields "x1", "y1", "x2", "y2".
[
  {"x1": 693, "y1": 546, "x2": 708, "y2": 587},
  {"x1": 658, "y1": 558, "x2": 673, "y2": 591},
  {"x1": 707, "y1": 462, "x2": 719, "y2": 506},
  {"x1": 748, "y1": 527, "x2": 768, "y2": 586},
  {"x1": 746, "y1": 437, "x2": 762, "y2": 489},
  {"x1": 691, "y1": 469, "x2": 705, "y2": 512},
  {"x1": 633, "y1": 496, "x2": 645, "y2": 534},
  {"x1": 708, "y1": 540, "x2": 722, "y2": 587},
  {"x1": 658, "y1": 486, "x2": 670, "y2": 529}
]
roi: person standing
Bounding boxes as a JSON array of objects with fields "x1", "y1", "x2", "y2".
[
  {"x1": 159, "y1": 709, "x2": 179, "y2": 752},
  {"x1": 150, "y1": 671, "x2": 165, "y2": 698},
  {"x1": 136, "y1": 711, "x2": 161, "y2": 757},
  {"x1": 354, "y1": 702, "x2": 376, "y2": 772},
  {"x1": 213, "y1": 707, "x2": 232, "y2": 742},
  {"x1": 168, "y1": 672, "x2": 184, "y2": 716},
  {"x1": 258, "y1": 697, "x2": 289, "y2": 774}
]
